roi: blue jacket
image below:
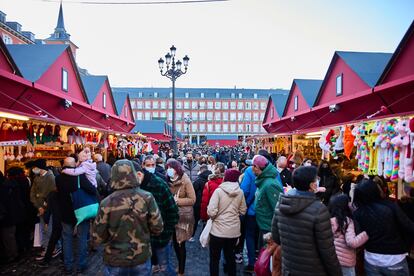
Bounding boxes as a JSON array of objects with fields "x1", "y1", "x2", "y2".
[{"x1": 240, "y1": 167, "x2": 257, "y2": 216}]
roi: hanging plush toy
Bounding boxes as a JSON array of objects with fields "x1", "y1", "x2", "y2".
[
  {"x1": 67, "y1": 128, "x2": 76, "y2": 144},
  {"x1": 404, "y1": 117, "x2": 414, "y2": 183},
  {"x1": 374, "y1": 121, "x2": 386, "y2": 176},
  {"x1": 391, "y1": 119, "x2": 410, "y2": 181},
  {"x1": 382, "y1": 119, "x2": 398, "y2": 178},
  {"x1": 53, "y1": 125, "x2": 61, "y2": 143},
  {"x1": 343, "y1": 125, "x2": 355, "y2": 159},
  {"x1": 366, "y1": 122, "x2": 379, "y2": 175},
  {"x1": 319, "y1": 130, "x2": 331, "y2": 160},
  {"x1": 333, "y1": 127, "x2": 345, "y2": 156}
]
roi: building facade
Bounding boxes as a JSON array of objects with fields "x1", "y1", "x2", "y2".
[{"x1": 114, "y1": 87, "x2": 288, "y2": 144}]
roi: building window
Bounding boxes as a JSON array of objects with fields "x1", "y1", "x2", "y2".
[
  {"x1": 185, "y1": 92, "x2": 189, "y2": 98},
  {"x1": 223, "y1": 112, "x2": 229, "y2": 121},
  {"x1": 136, "y1": 101, "x2": 143, "y2": 109},
  {"x1": 62, "y1": 68, "x2": 68, "y2": 91},
  {"x1": 215, "y1": 112, "x2": 221, "y2": 120},
  {"x1": 168, "y1": 113, "x2": 172, "y2": 120},
  {"x1": 130, "y1": 99, "x2": 136, "y2": 109},
  {"x1": 245, "y1": 102, "x2": 251, "y2": 110},
  {"x1": 145, "y1": 101, "x2": 151, "y2": 109},
  {"x1": 222, "y1": 102, "x2": 229, "y2": 109},
  {"x1": 138, "y1": 92, "x2": 143, "y2": 98},
  {"x1": 103, "y1": 93, "x2": 107, "y2": 109},
  {"x1": 176, "y1": 101, "x2": 182, "y2": 109},
  {"x1": 192, "y1": 124, "x2": 197, "y2": 132},
  {"x1": 294, "y1": 96, "x2": 298, "y2": 111},
  {"x1": 216, "y1": 92, "x2": 220, "y2": 99},
  {"x1": 152, "y1": 111, "x2": 159, "y2": 118},
  {"x1": 160, "y1": 112, "x2": 166, "y2": 119},
  {"x1": 199, "y1": 123, "x2": 206, "y2": 132},
  {"x1": 176, "y1": 124, "x2": 182, "y2": 131},
  {"x1": 168, "y1": 102, "x2": 172, "y2": 109},
  {"x1": 192, "y1": 101, "x2": 198, "y2": 109},
  {"x1": 237, "y1": 102, "x2": 244, "y2": 110},
  {"x1": 230, "y1": 102, "x2": 236, "y2": 110},
  {"x1": 136, "y1": 112, "x2": 143, "y2": 120},
  {"x1": 253, "y1": 102, "x2": 259, "y2": 110},
  {"x1": 160, "y1": 101, "x2": 166, "y2": 109},
  {"x1": 238, "y1": 124, "x2": 244, "y2": 132},
  {"x1": 223, "y1": 124, "x2": 228, "y2": 132},
  {"x1": 153, "y1": 101, "x2": 159, "y2": 109},
  {"x1": 215, "y1": 102, "x2": 221, "y2": 109},
  {"x1": 199, "y1": 112, "x2": 206, "y2": 120},
  {"x1": 245, "y1": 113, "x2": 251, "y2": 121},
  {"x1": 192, "y1": 112, "x2": 198, "y2": 120},
  {"x1": 253, "y1": 113, "x2": 259, "y2": 121},
  {"x1": 207, "y1": 101, "x2": 213, "y2": 109},
  {"x1": 2, "y1": 34, "x2": 13, "y2": 44},
  {"x1": 207, "y1": 124, "x2": 213, "y2": 132},
  {"x1": 201, "y1": 92, "x2": 205, "y2": 98},
  {"x1": 231, "y1": 93, "x2": 235, "y2": 99},
  {"x1": 270, "y1": 108, "x2": 274, "y2": 119},
  {"x1": 238, "y1": 113, "x2": 243, "y2": 121},
  {"x1": 184, "y1": 101, "x2": 190, "y2": 109},
  {"x1": 253, "y1": 124, "x2": 259, "y2": 132},
  {"x1": 260, "y1": 113, "x2": 265, "y2": 120},
  {"x1": 124, "y1": 106, "x2": 128, "y2": 118},
  {"x1": 199, "y1": 101, "x2": 206, "y2": 109},
  {"x1": 260, "y1": 102, "x2": 267, "y2": 109},
  {"x1": 169, "y1": 92, "x2": 173, "y2": 98},
  {"x1": 176, "y1": 112, "x2": 182, "y2": 120},
  {"x1": 215, "y1": 124, "x2": 221, "y2": 132},
  {"x1": 154, "y1": 92, "x2": 158, "y2": 98},
  {"x1": 145, "y1": 112, "x2": 151, "y2": 120},
  {"x1": 230, "y1": 112, "x2": 236, "y2": 121},
  {"x1": 230, "y1": 124, "x2": 236, "y2": 132},
  {"x1": 253, "y1": 93, "x2": 257, "y2": 99},
  {"x1": 336, "y1": 74, "x2": 343, "y2": 96},
  {"x1": 238, "y1": 93, "x2": 242, "y2": 99},
  {"x1": 246, "y1": 124, "x2": 251, "y2": 132},
  {"x1": 207, "y1": 112, "x2": 213, "y2": 121}
]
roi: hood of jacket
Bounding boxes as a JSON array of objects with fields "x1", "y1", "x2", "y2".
[
  {"x1": 110, "y1": 160, "x2": 140, "y2": 190},
  {"x1": 255, "y1": 163, "x2": 277, "y2": 188},
  {"x1": 278, "y1": 193, "x2": 316, "y2": 215},
  {"x1": 219, "y1": 181, "x2": 242, "y2": 197},
  {"x1": 208, "y1": 172, "x2": 224, "y2": 181},
  {"x1": 171, "y1": 173, "x2": 190, "y2": 187}
]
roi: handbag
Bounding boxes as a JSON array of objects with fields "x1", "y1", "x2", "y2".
[
  {"x1": 254, "y1": 248, "x2": 272, "y2": 276},
  {"x1": 71, "y1": 176, "x2": 99, "y2": 225},
  {"x1": 174, "y1": 186, "x2": 195, "y2": 243},
  {"x1": 199, "y1": 188, "x2": 234, "y2": 247}
]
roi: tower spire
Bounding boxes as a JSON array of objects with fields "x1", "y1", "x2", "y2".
[{"x1": 48, "y1": 1, "x2": 70, "y2": 40}]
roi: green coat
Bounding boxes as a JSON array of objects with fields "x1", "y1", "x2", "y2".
[{"x1": 254, "y1": 164, "x2": 283, "y2": 232}]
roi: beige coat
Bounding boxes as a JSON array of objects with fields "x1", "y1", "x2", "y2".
[
  {"x1": 207, "y1": 181, "x2": 247, "y2": 238},
  {"x1": 170, "y1": 173, "x2": 196, "y2": 207}
]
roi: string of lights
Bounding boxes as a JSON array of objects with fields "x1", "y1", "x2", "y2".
[{"x1": 40, "y1": 0, "x2": 228, "y2": 5}]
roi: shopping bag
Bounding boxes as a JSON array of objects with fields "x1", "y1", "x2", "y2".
[
  {"x1": 71, "y1": 176, "x2": 99, "y2": 225},
  {"x1": 33, "y1": 223, "x2": 41, "y2": 247},
  {"x1": 254, "y1": 248, "x2": 272, "y2": 276},
  {"x1": 199, "y1": 219, "x2": 213, "y2": 248}
]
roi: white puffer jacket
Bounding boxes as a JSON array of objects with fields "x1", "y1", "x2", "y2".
[
  {"x1": 330, "y1": 217, "x2": 369, "y2": 267},
  {"x1": 207, "y1": 181, "x2": 247, "y2": 238}
]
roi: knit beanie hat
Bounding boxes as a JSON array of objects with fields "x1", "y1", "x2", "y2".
[
  {"x1": 110, "y1": 159, "x2": 139, "y2": 190},
  {"x1": 33, "y1": 158, "x2": 48, "y2": 171},
  {"x1": 224, "y1": 169, "x2": 241, "y2": 182},
  {"x1": 252, "y1": 155, "x2": 269, "y2": 170}
]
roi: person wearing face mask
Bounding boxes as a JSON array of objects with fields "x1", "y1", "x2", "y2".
[
  {"x1": 182, "y1": 153, "x2": 200, "y2": 183},
  {"x1": 276, "y1": 156, "x2": 292, "y2": 187},
  {"x1": 29, "y1": 159, "x2": 56, "y2": 258},
  {"x1": 317, "y1": 161, "x2": 340, "y2": 206},
  {"x1": 133, "y1": 158, "x2": 179, "y2": 276},
  {"x1": 165, "y1": 159, "x2": 196, "y2": 276},
  {"x1": 155, "y1": 157, "x2": 168, "y2": 183},
  {"x1": 271, "y1": 166, "x2": 342, "y2": 276}
]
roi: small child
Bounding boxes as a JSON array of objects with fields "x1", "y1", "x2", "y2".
[
  {"x1": 329, "y1": 194, "x2": 368, "y2": 276},
  {"x1": 62, "y1": 148, "x2": 97, "y2": 187}
]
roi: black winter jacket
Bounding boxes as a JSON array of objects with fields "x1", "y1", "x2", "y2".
[
  {"x1": 272, "y1": 192, "x2": 342, "y2": 276},
  {"x1": 353, "y1": 200, "x2": 414, "y2": 254},
  {"x1": 192, "y1": 170, "x2": 212, "y2": 209}
]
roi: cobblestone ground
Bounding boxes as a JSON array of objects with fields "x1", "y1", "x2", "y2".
[{"x1": 0, "y1": 224, "x2": 251, "y2": 276}]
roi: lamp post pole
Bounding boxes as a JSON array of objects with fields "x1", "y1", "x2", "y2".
[
  {"x1": 158, "y1": 46, "x2": 189, "y2": 155},
  {"x1": 184, "y1": 115, "x2": 192, "y2": 145}
]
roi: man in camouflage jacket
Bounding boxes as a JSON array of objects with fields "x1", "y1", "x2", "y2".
[{"x1": 93, "y1": 159, "x2": 163, "y2": 275}]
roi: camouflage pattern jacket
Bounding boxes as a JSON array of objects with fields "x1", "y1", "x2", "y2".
[{"x1": 92, "y1": 160, "x2": 163, "y2": 267}]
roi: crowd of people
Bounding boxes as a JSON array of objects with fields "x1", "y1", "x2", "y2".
[{"x1": 0, "y1": 144, "x2": 413, "y2": 276}]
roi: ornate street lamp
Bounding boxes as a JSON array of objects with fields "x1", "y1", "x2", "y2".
[
  {"x1": 158, "y1": 45, "x2": 189, "y2": 154},
  {"x1": 184, "y1": 115, "x2": 192, "y2": 145}
]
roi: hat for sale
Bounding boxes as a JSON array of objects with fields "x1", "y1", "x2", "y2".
[
  {"x1": 33, "y1": 158, "x2": 48, "y2": 170},
  {"x1": 224, "y1": 169, "x2": 241, "y2": 182}
]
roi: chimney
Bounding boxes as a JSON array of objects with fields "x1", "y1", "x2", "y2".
[
  {"x1": 6, "y1": 21, "x2": 22, "y2": 32},
  {"x1": 22, "y1": 31, "x2": 35, "y2": 42},
  {"x1": 0, "y1": 11, "x2": 6, "y2": 23}
]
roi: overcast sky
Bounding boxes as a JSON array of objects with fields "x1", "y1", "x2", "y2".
[{"x1": 1, "y1": 0, "x2": 413, "y2": 89}]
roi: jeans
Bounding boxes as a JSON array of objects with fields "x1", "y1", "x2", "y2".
[
  {"x1": 153, "y1": 242, "x2": 176, "y2": 276},
  {"x1": 192, "y1": 205, "x2": 201, "y2": 237},
  {"x1": 209, "y1": 234, "x2": 238, "y2": 276},
  {"x1": 365, "y1": 259, "x2": 409, "y2": 276},
  {"x1": 44, "y1": 217, "x2": 62, "y2": 261},
  {"x1": 40, "y1": 216, "x2": 52, "y2": 249},
  {"x1": 62, "y1": 221, "x2": 89, "y2": 271},
  {"x1": 341, "y1": 266, "x2": 356, "y2": 276},
  {"x1": 104, "y1": 259, "x2": 151, "y2": 276},
  {"x1": 245, "y1": 215, "x2": 258, "y2": 266}
]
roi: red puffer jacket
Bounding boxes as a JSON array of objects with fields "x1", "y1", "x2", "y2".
[
  {"x1": 330, "y1": 217, "x2": 369, "y2": 267},
  {"x1": 200, "y1": 174, "x2": 223, "y2": 221}
]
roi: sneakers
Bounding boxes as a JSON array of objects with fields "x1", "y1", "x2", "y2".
[
  {"x1": 52, "y1": 248, "x2": 62, "y2": 258},
  {"x1": 188, "y1": 237, "x2": 195, "y2": 242},
  {"x1": 152, "y1": 265, "x2": 161, "y2": 273},
  {"x1": 35, "y1": 250, "x2": 46, "y2": 261},
  {"x1": 244, "y1": 265, "x2": 254, "y2": 273},
  {"x1": 235, "y1": 253, "x2": 243, "y2": 264}
]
